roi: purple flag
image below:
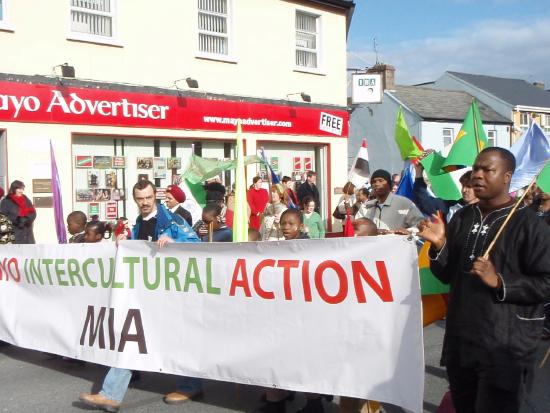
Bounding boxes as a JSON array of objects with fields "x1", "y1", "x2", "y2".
[{"x1": 50, "y1": 141, "x2": 67, "y2": 243}]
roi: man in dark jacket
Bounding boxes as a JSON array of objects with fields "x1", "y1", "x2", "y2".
[
  {"x1": 297, "y1": 171, "x2": 320, "y2": 213},
  {"x1": 418, "y1": 147, "x2": 550, "y2": 413}
]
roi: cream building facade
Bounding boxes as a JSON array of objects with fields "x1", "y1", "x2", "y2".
[{"x1": 0, "y1": 0, "x2": 355, "y2": 242}]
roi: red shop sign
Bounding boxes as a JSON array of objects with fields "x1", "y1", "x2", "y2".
[{"x1": 0, "y1": 80, "x2": 348, "y2": 137}]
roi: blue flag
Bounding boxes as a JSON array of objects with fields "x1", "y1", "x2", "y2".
[
  {"x1": 396, "y1": 163, "x2": 415, "y2": 201},
  {"x1": 510, "y1": 121, "x2": 550, "y2": 193},
  {"x1": 259, "y1": 148, "x2": 280, "y2": 184}
]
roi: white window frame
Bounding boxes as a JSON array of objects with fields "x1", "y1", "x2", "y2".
[
  {"x1": 544, "y1": 114, "x2": 550, "y2": 135},
  {"x1": 519, "y1": 112, "x2": 529, "y2": 132},
  {"x1": 196, "y1": 0, "x2": 236, "y2": 63},
  {"x1": 294, "y1": 10, "x2": 324, "y2": 75},
  {"x1": 0, "y1": 0, "x2": 15, "y2": 32},
  {"x1": 442, "y1": 128, "x2": 453, "y2": 148},
  {"x1": 487, "y1": 130, "x2": 497, "y2": 147},
  {"x1": 67, "y1": 0, "x2": 122, "y2": 47}
]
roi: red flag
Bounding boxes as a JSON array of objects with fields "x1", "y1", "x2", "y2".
[{"x1": 343, "y1": 210, "x2": 355, "y2": 237}]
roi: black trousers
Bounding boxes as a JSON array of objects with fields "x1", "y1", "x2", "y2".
[{"x1": 446, "y1": 362, "x2": 527, "y2": 413}]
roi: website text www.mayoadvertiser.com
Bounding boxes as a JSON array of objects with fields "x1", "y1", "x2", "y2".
[{"x1": 203, "y1": 116, "x2": 292, "y2": 128}]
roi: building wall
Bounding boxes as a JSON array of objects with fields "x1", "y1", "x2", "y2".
[{"x1": 0, "y1": 0, "x2": 348, "y2": 106}]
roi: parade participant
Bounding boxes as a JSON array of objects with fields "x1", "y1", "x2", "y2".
[
  {"x1": 413, "y1": 160, "x2": 478, "y2": 222},
  {"x1": 297, "y1": 171, "x2": 320, "y2": 212},
  {"x1": 333, "y1": 182, "x2": 356, "y2": 221},
  {"x1": 356, "y1": 169, "x2": 423, "y2": 232},
  {"x1": 0, "y1": 180, "x2": 36, "y2": 244},
  {"x1": 260, "y1": 184, "x2": 287, "y2": 241},
  {"x1": 79, "y1": 180, "x2": 201, "y2": 412},
  {"x1": 247, "y1": 176, "x2": 269, "y2": 231},
  {"x1": 302, "y1": 196, "x2": 324, "y2": 239},
  {"x1": 83, "y1": 221, "x2": 112, "y2": 243},
  {"x1": 418, "y1": 147, "x2": 550, "y2": 413},
  {"x1": 353, "y1": 187, "x2": 370, "y2": 219},
  {"x1": 201, "y1": 203, "x2": 232, "y2": 242},
  {"x1": 353, "y1": 217, "x2": 377, "y2": 237},
  {"x1": 391, "y1": 173, "x2": 401, "y2": 192},
  {"x1": 282, "y1": 176, "x2": 298, "y2": 207},
  {"x1": 67, "y1": 211, "x2": 87, "y2": 243},
  {"x1": 165, "y1": 184, "x2": 193, "y2": 226}
]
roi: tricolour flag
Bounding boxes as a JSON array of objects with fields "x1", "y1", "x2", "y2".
[
  {"x1": 442, "y1": 99, "x2": 487, "y2": 170},
  {"x1": 348, "y1": 139, "x2": 370, "y2": 188},
  {"x1": 510, "y1": 120, "x2": 550, "y2": 193},
  {"x1": 233, "y1": 121, "x2": 248, "y2": 242},
  {"x1": 395, "y1": 107, "x2": 422, "y2": 161},
  {"x1": 50, "y1": 140, "x2": 67, "y2": 244}
]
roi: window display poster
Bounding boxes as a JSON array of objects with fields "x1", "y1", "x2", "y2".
[
  {"x1": 105, "y1": 171, "x2": 117, "y2": 188},
  {"x1": 138, "y1": 173, "x2": 149, "y2": 182},
  {"x1": 154, "y1": 157, "x2": 167, "y2": 179},
  {"x1": 156, "y1": 187, "x2": 166, "y2": 200},
  {"x1": 293, "y1": 157, "x2": 302, "y2": 171},
  {"x1": 88, "y1": 202, "x2": 100, "y2": 217},
  {"x1": 112, "y1": 156, "x2": 126, "y2": 169},
  {"x1": 111, "y1": 188, "x2": 125, "y2": 201},
  {"x1": 167, "y1": 157, "x2": 182, "y2": 170},
  {"x1": 76, "y1": 189, "x2": 94, "y2": 202},
  {"x1": 105, "y1": 201, "x2": 118, "y2": 220},
  {"x1": 87, "y1": 170, "x2": 100, "y2": 188},
  {"x1": 137, "y1": 157, "x2": 153, "y2": 169},
  {"x1": 93, "y1": 156, "x2": 112, "y2": 169},
  {"x1": 75, "y1": 156, "x2": 93, "y2": 168},
  {"x1": 93, "y1": 189, "x2": 111, "y2": 202},
  {"x1": 270, "y1": 157, "x2": 279, "y2": 172},
  {"x1": 304, "y1": 157, "x2": 312, "y2": 171}
]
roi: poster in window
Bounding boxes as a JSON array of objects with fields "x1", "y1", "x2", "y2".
[
  {"x1": 105, "y1": 171, "x2": 117, "y2": 188},
  {"x1": 112, "y1": 156, "x2": 126, "y2": 169},
  {"x1": 137, "y1": 157, "x2": 153, "y2": 169},
  {"x1": 303, "y1": 157, "x2": 312, "y2": 171},
  {"x1": 87, "y1": 170, "x2": 100, "y2": 188},
  {"x1": 75, "y1": 156, "x2": 93, "y2": 168},
  {"x1": 167, "y1": 157, "x2": 182, "y2": 170},
  {"x1": 293, "y1": 157, "x2": 302, "y2": 171},
  {"x1": 88, "y1": 202, "x2": 100, "y2": 217},
  {"x1": 105, "y1": 201, "x2": 118, "y2": 220},
  {"x1": 156, "y1": 188, "x2": 166, "y2": 200},
  {"x1": 93, "y1": 189, "x2": 111, "y2": 202},
  {"x1": 154, "y1": 157, "x2": 167, "y2": 179},
  {"x1": 76, "y1": 189, "x2": 94, "y2": 202},
  {"x1": 138, "y1": 174, "x2": 149, "y2": 182},
  {"x1": 270, "y1": 157, "x2": 279, "y2": 172},
  {"x1": 111, "y1": 188, "x2": 126, "y2": 201},
  {"x1": 93, "y1": 156, "x2": 112, "y2": 169}
]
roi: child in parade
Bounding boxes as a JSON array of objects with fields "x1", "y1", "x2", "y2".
[
  {"x1": 84, "y1": 221, "x2": 113, "y2": 243},
  {"x1": 301, "y1": 196, "x2": 325, "y2": 239},
  {"x1": 67, "y1": 211, "x2": 87, "y2": 243}
]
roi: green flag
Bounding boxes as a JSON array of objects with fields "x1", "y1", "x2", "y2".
[
  {"x1": 536, "y1": 162, "x2": 550, "y2": 195},
  {"x1": 420, "y1": 152, "x2": 462, "y2": 201},
  {"x1": 182, "y1": 154, "x2": 262, "y2": 185},
  {"x1": 442, "y1": 99, "x2": 488, "y2": 170},
  {"x1": 232, "y1": 121, "x2": 249, "y2": 242},
  {"x1": 395, "y1": 107, "x2": 422, "y2": 160}
]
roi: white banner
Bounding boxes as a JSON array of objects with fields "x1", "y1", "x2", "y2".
[{"x1": 0, "y1": 237, "x2": 424, "y2": 412}]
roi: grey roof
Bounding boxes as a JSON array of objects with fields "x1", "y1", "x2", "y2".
[
  {"x1": 447, "y1": 71, "x2": 550, "y2": 108},
  {"x1": 389, "y1": 85, "x2": 511, "y2": 124},
  {"x1": 307, "y1": 0, "x2": 355, "y2": 9}
]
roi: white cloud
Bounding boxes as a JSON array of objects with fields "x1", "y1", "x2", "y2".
[{"x1": 348, "y1": 17, "x2": 550, "y2": 87}]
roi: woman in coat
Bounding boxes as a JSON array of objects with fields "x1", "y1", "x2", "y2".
[{"x1": 0, "y1": 180, "x2": 36, "y2": 244}]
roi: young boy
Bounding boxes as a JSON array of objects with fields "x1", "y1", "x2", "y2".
[
  {"x1": 67, "y1": 211, "x2": 87, "y2": 243},
  {"x1": 280, "y1": 209, "x2": 309, "y2": 240},
  {"x1": 200, "y1": 203, "x2": 232, "y2": 242}
]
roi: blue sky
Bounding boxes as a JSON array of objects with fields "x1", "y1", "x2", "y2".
[{"x1": 347, "y1": 0, "x2": 550, "y2": 87}]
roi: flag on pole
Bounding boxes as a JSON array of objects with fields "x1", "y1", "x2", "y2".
[
  {"x1": 50, "y1": 140, "x2": 67, "y2": 244},
  {"x1": 259, "y1": 148, "x2": 281, "y2": 184},
  {"x1": 395, "y1": 164, "x2": 415, "y2": 200},
  {"x1": 442, "y1": 99, "x2": 488, "y2": 170},
  {"x1": 395, "y1": 107, "x2": 423, "y2": 161},
  {"x1": 233, "y1": 121, "x2": 249, "y2": 242},
  {"x1": 510, "y1": 120, "x2": 550, "y2": 193},
  {"x1": 348, "y1": 139, "x2": 370, "y2": 188},
  {"x1": 182, "y1": 154, "x2": 262, "y2": 185},
  {"x1": 420, "y1": 151, "x2": 462, "y2": 201},
  {"x1": 537, "y1": 161, "x2": 550, "y2": 195}
]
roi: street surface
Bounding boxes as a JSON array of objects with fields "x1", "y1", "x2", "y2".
[{"x1": 1, "y1": 321, "x2": 549, "y2": 412}]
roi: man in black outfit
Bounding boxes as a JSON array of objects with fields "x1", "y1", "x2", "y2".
[
  {"x1": 296, "y1": 171, "x2": 320, "y2": 213},
  {"x1": 418, "y1": 147, "x2": 550, "y2": 413}
]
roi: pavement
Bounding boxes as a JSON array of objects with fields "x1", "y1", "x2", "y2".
[{"x1": 1, "y1": 321, "x2": 549, "y2": 413}]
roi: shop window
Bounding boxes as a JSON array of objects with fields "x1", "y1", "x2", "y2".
[
  {"x1": 198, "y1": 0, "x2": 230, "y2": 56},
  {"x1": 70, "y1": 0, "x2": 115, "y2": 39},
  {"x1": 543, "y1": 114, "x2": 550, "y2": 135},
  {"x1": 296, "y1": 11, "x2": 320, "y2": 70},
  {"x1": 487, "y1": 130, "x2": 496, "y2": 147},
  {"x1": 442, "y1": 128, "x2": 453, "y2": 147},
  {"x1": 0, "y1": 0, "x2": 14, "y2": 31},
  {"x1": 520, "y1": 112, "x2": 529, "y2": 133}
]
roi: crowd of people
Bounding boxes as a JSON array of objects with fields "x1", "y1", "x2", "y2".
[{"x1": 1, "y1": 146, "x2": 550, "y2": 413}]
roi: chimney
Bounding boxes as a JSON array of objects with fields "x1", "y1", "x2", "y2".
[
  {"x1": 367, "y1": 63, "x2": 395, "y2": 90},
  {"x1": 533, "y1": 82, "x2": 545, "y2": 90}
]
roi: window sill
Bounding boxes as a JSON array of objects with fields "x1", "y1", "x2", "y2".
[
  {"x1": 0, "y1": 22, "x2": 15, "y2": 32},
  {"x1": 67, "y1": 33, "x2": 123, "y2": 48},
  {"x1": 293, "y1": 67, "x2": 326, "y2": 76},
  {"x1": 195, "y1": 53, "x2": 237, "y2": 64}
]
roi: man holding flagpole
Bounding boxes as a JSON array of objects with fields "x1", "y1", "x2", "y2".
[{"x1": 418, "y1": 147, "x2": 550, "y2": 413}]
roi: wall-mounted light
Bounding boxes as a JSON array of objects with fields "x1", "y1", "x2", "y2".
[
  {"x1": 52, "y1": 63, "x2": 75, "y2": 78},
  {"x1": 286, "y1": 92, "x2": 311, "y2": 102},
  {"x1": 174, "y1": 77, "x2": 199, "y2": 89}
]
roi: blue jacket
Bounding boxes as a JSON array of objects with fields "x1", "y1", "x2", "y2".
[{"x1": 132, "y1": 204, "x2": 200, "y2": 242}]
